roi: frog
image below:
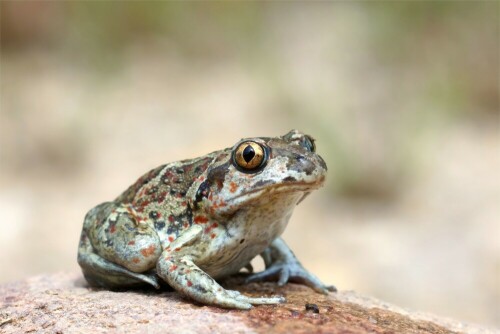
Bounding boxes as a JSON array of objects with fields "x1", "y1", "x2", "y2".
[{"x1": 77, "y1": 129, "x2": 336, "y2": 309}]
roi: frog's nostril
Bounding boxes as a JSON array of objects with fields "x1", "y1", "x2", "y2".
[{"x1": 296, "y1": 155, "x2": 305, "y2": 162}]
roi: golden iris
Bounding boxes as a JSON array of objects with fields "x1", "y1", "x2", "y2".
[{"x1": 234, "y1": 141, "x2": 265, "y2": 170}]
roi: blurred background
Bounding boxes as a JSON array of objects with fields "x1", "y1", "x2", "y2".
[{"x1": 1, "y1": 1, "x2": 498, "y2": 327}]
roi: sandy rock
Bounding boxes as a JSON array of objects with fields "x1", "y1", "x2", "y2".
[{"x1": 0, "y1": 273, "x2": 495, "y2": 334}]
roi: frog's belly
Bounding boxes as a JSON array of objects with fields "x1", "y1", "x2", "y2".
[{"x1": 204, "y1": 242, "x2": 269, "y2": 279}]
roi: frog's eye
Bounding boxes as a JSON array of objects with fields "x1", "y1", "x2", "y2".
[
  {"x1": 302, "y1": 135, "x2": 316, "y2": 153},
  {"x1": 233, "y1": 141, "x2": 267, "y2": 171}
]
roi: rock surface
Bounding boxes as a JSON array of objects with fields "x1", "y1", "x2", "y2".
[{"x1": 0, "y1": 273, "x2": 495, "y2": 334}]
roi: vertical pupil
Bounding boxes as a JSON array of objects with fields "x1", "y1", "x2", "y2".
[{"x1": 242, "y1": 145, "x2": 255, "y2": 163}]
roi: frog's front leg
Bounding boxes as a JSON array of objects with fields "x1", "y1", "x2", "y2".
[
  {"x1": 246, "y1": 238, "x2": 337, "y2": 294},
  {"x1": 157, "y1": 225, "x2": 284, "y2": 309}
]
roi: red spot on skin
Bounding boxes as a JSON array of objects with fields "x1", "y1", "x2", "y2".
[
  {"x1": 183, "y1": 223, "x2": 189, "y2": 228},
  {"x1": 199, "y1": 176, "x2": 205, "y2": 181},
  {"x1": 181, "y1": 201, "x2": 187, "y2": 206},
  {"x1": 174, "y1": 247, "x2": 181, "y2": 252},
  {"x1": 229, "y1": 182, "x2": 238, "y2": 193},
  {"x1": 110, "y1": 225, "x2": 116, "y2": 234},
  {"x1": 128, "y1": 240, "x2": 135, "y2": 246},
  {"x1": 169, "y1": 265, "x2": 178, "y2": 271},
  {"x1": 187, "y1": 281, "x2": 193, "y2": 287},
  {"x1": 194, "y1": 216, "x2": 208, "y2": 224},
  {"x1": 218, "y1": 201, "x2": 226, "y2": 207},
  {"x1": 176, "y1": 193, "x2": 183, "y2": 199},
  {"x1": 205, "y1": 222, "x2": 218, "y2": 235},
  {"x1": 157, "y1": 191, "x2": 167, "y2": 204},
  {"x1": 132, "y1": 257, "x2": 140, "y2": 264},
  {"x1": 185, "y1": 269, "x2": 191, "y2": 274},
  {"x1": 141, "y1": 245, "x2": 156, "y2": 257},
  {"x1": 211, "y1": 233, "x2": 216, "y2": 239},
  {"x1": 168, "y1": 236, "x2": 175, "y2": 243},
  {"x1": 168, "y1": 215, "x2": 175, "y2": 223}
]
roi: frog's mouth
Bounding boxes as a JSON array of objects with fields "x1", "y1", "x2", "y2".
[{"x1": 222, "y1": 178, "x2": 324, "y2": 213}]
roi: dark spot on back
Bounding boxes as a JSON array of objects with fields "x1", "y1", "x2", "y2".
[
  {"x1": 283, "y1": 176, "x2": 296, "y2": 182},
  {"x1": 154, "y1": 221, "x2": 166, "y2": 230},
  {"x1": 147, "y1": 186, "x2": 158, "y2": 195},
  {"x1": 207, "y1": 162, "x2": 230, "y2": 190},
  {"x1": 194, "y1": 180, "x2": 211, "y2": 207}
]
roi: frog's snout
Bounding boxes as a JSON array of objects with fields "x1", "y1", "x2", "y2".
[
  {"x1": 289, "y1": 152, "x2": 327, "y2": 181},
  {"x1": 317, "y1": 155, "x2": 328, "y2": 172}
]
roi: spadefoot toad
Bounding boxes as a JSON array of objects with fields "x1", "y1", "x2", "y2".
[{"x1": 78, "y1": 130, "x2": 335, "y2": 309}]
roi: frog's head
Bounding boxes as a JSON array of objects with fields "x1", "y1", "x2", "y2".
[{"x1": 189, "y1": 130, "x2": 327, "y2": 217}]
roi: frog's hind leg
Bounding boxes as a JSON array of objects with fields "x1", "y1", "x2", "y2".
[
  {"x1": 77, "y1": 202, "x2": 162, "y2": 289},
  {"x1": 78, "y1": 230, "x2": 160, "y2": 289}
]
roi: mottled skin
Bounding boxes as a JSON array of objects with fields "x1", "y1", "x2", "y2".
[{"x1": 78, "y1": 130, "x2": 335, "y2": 309}]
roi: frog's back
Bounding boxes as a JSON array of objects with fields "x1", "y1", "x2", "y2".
[{"x1": 113, "y1": 153, "x2": 220, "y2": 246}]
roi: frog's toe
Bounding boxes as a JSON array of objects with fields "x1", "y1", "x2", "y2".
[
  {"x1": 291, "y1": 274, "x2": 334, "y2": 295},
  {"x1": 216, "y1": 299, "x2": 253, "y2": 310},
  {"x1": 277, "y1": 268, "x2": 290, "y2": 286},
  {"x1": 216, "y1": 293, "x2": 253, "y2": 309},
  {"x1": 235, "y1": 294, "x2": 285, "y2": 305},
  {"x1": 226, "y1": 289, "x2": 285, "y2": 305},
  {"x1": 142, "y1": 273, "x2": 161, "y2": 289},
  {"x1": 247, "y1": 295, "x2": 286, "y2": 305},
  {"x1": 225, "y1": 289, "x2": 244, "y2": 298},
  {"x1": 326, "y1": 284, "x2": 337, "y2": 293},
  {"x1": 244, "y1": 267, "x2": 281, "y2": 283}
]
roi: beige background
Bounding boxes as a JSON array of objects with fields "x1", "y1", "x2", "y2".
[{"x1": 1, "y1": 1, "x2": 498, "y2": 328}]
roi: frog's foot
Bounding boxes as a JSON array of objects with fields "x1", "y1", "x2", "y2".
[
  {"x1": 201, "y1": 288, "x2": 284, "y2": 309},
  {"x1": 245, "y1": 260, "x2": 336, "y2": 294},
  {"x1": 156, "y1": 225, "x2": 285, "y2": 309},
  {"x1": 225, "y1": 289, "x2": 285, "y2": 305},
  {"x1": 158, "y1": 256, "x2": 284, "y2": 309}
]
